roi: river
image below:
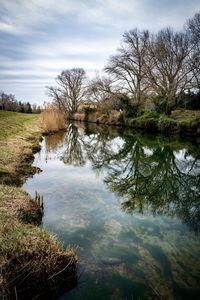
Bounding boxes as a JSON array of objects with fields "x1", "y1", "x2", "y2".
[{"x1": 23, "y1": 122, "x2": 200, "y2": 300}]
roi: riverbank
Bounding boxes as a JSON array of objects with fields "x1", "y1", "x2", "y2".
[
  {"x1": 71, "y1": 109, "x2": 200, "y2": 137},
  {"x1": 0, "y1": 111, "x2": 77, "y2": 299}
]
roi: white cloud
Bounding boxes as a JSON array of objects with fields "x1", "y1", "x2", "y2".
[
  {"x1": 0, "y1": 0, "x2": 199, "y2": 104},
  {"x1": 0, "y1": 37, "x2": 120, "y2": 83},
  {"x1": 0, "y1": 0, "x2": 199, "y2": 37},
  {"x1": 0, "y1": 21, "x2": 28, "y2": 35}
]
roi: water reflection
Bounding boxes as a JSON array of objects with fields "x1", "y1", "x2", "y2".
[
  {"x1": 24, "y1": 123, "x2": 200, "y2": 300},
  {"x1": 63, "y1": 123, "x2": 200, "y2": 235},
  {"x1": 45, "y1": 130, "x2": 66, "y2": 152},
  {"x1": 62, "y1": 124, "x2": 85, "y2": 166}
]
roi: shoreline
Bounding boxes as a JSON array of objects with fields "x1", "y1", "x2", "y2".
[
  {"x1": 70, "y1": 109, "x2": 200, "y2": 137},
  {"x1": 0, "y1": 111, "x2": 77, "y2": 299}
]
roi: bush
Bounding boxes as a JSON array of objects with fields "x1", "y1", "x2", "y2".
[
  {"x1": 133, "y1": 110, "x2": 159, "y2": 131},
  {"x1": 136, "y1": 110, "x2": 160, "y2": 120},
  {"x1": 157, "y1": 114, "x2": 177, "y2": 131},
  {"x1": 178, "y1": 91, "x2": 200, "y2": 110},
  {"x1": 118, "y1": 111, "x2": 125, "y2": 123},
  {"x1": 117, "y1": 94, "x2": 141, "y2": 117},
  {"x1": 83, "y1": 106, "x2": 96, "y2": 114},
  {"x1": 152, "y1": 95, "x2": 176, "y2": 114}
]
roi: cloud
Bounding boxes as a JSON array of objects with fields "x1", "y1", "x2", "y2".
[
  {"x1": 0, "y1": 37, "x2": 120, "y2": 81},
  {"x1": 0, "y1": 0, "x2": 199, "y2": 104},
  {"x1": 0, "y1": 21, "x2": 28, "y2": 35},
  {"x1": 1, "y1": 0, "x2": 198, "y2": 36}
]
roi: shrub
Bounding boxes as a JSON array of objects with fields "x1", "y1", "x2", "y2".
[
  {"x1": 157, "y1": 114, "x2": 177, "y2": 131},
  {"x1": 152, "y1": 95, "x2": 176, "y2": 114},
  {"x1": 83, "y1": 106, "x2": 96, "y2": 114},
  {"x1": 118, "y1": 111, "x2": 125, "y2": 123},
  {"x1": 136, "y1": 110, "x2": 160, "y2": 120}
]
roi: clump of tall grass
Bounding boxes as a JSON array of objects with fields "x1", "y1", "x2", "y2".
[
  {"x1": 40, "y1": 106, "x2": 66, "y2": 134},
  {"x1": 0, "y1": 184, "x2": 77, "y2": 300}
]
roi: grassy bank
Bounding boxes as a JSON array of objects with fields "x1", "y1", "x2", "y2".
[
  {"x1": 0, "y1": 111, "x2": 42, "y2": 185},
  {"x1": 0, "y1": 111, "x2": 77, "y2": 299},
  {"x1": 71, "y1": 109, "x2": 200, "y2": 136}
]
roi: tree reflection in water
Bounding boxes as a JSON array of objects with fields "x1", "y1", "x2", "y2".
[
  {"x1": 61, "y1": 123, "x2": 200, "y2": 234},
  {"x1": 62, "y1": 123, "x2": 85, "y2": 167}
]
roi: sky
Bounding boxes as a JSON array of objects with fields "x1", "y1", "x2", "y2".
[{"x1": 0, "y1": 0, "x2": 199, "y2": 105}]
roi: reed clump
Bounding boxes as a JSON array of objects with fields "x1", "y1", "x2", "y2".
[{"x1": 40, "y1": 107, "x2": 66, "y2": 134}]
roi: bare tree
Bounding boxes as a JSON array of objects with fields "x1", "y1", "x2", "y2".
[
  {"x1": 187, "y1": 11, "x2": 200, "y2": 43},
  {"x1": 105, "y1": 29, "x2": 150, "y2": 105},
  {"x1": 47, "y1": 68, "x2": 87, "y2": 117},
  {"x1": 0, "y1": 91, "x2": 19, "y2": 111},
  {"x1": 146, "y1": 28, "x2": 194, "y2": 112},
  {"x1": 186, "y1": 12, "x2": 200, "y2": 90},
  {"x1": 87, "y1": 74, "x2": 121, "y2": 110}
]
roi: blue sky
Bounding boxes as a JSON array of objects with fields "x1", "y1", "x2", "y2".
[{"x1": 0, "y1": 0, "x2": 199, "y2": 105}]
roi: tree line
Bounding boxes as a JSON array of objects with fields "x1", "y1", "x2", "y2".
[
  {"x1": 48, "y1": 11, "x2": 200, "y2": 116},
  {"x1": 0, "y1": 91, "x2": 41, "y2": 114}
]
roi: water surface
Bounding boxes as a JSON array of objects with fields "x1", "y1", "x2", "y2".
[{"x1": 23, "y1": 123, "x2": 200, "y2": 300}]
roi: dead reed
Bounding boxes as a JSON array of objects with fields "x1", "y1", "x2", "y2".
[{"x1": 40, "y1": 107, "x2": 66, "y2": 134}]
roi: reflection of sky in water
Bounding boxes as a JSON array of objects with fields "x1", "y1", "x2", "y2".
[{"x1": 23, "y1": 125, "x2": 200, "y2": 300}]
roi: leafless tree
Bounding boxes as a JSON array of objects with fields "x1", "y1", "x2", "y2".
[
  {"x1": 186, "y1": 12, "x2": 200, "y2": 90},
  {"x1": 146, "y1": 28, "x2": 194, "y2": 111},
  {"x1": 87, "y1": 74, "x2": 121, "y2": 110},
  {"x1": 105, "y1": 29, "x2": 150, "y2": 105},
  {"x1": 0, "y1": 91, "x2": 19, "y2": 111},
  {"x1": 187, "y1": 11, "x2": 200, "y2": 43},
  {"x1": 47, "y1": 68, "x2": 87, "y2": 117}
]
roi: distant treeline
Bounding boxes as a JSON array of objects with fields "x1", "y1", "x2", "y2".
[{"x1": 0, "y1": 91, "x2": 41, "y2": 114}]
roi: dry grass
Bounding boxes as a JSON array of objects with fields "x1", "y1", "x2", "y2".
[
  {"x1": 0, "y1": 111, "x2": 77, "y2": 299},
  {"x1": 171, "y1": 109, "x2": 200, "y2": 120},
  {"x1": 108, "y1": 110, "x2": 121, "y2": 124},
  {"x1": 40, "y1": 107, "x2": 66, "y2": 133},
  {"x1": 0, "y1": 185, "x2": 77, "y2": 300},
  {"x1": 0, "y1": 111, "x2": 41, "y2": 184}
]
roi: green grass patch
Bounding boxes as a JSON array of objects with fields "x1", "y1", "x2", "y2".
[
  {"x1": 170, "y1": 109, "x2": 200, "y2": 122},
  {"x1": 126, "y1": 109, "x2": 200, "y2": 134},
  {"x1": 0, "y1": 111, "x2": 41, "y2": 181},
  {"x1": 0, "y1": 111, "x2": 39, "y2": 140},
  {"x1": 157, "y1": 114, "x2": 177, "y2": 131}
]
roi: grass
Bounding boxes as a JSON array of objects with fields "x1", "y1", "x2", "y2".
[
  {"x1": 0, "y1": 110, "x2": 39, "y2": 140},
  {"x1": 0, "y1": 111, "x2": 77, "y2": 299},
  {"x1": 170, "y1": 109, "x2": 200, "y2": 121},
  {"x1": 0, "y1": 111, "x2": 41, "y2": 184},
  {"x1": 170, "y1": 109, "x2": 200, "y2": 127},
  {"x1": 0, "y1": 185, "x2": 77, "y2": 300}
]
